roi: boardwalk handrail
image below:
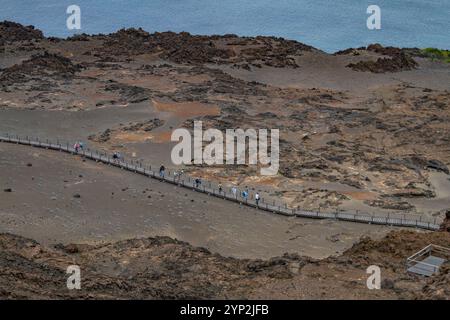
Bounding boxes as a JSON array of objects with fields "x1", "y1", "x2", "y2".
[
  {"x1": 406, "y1": 244, "x2": 450, "y2": 273},
  {"x1": 0, "y1": 133, "x2": 442, "y2": 231}
]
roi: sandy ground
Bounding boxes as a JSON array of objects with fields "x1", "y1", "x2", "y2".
[
  {"x1": 218, "y1": 52, "x2": 450, "y2": 93},
  {"x1": 0, "y1": 143, "x2": 392, "y2": 259},
  {"x1": 0, "y1": 22, "x2": 449, "y2": 300}
]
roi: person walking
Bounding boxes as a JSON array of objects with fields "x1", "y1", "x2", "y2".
[
  {"x1": 255, "y1": 192, "x2": 260, "y2": 207},
  {"x1": 242, "y1": 190, "x2": 248, "y2": 202},
  {"x1": 159, "y1": 165, "x2": 165, "y2": 179},
  {"x1": 231, "y1": 186, "x2": 237, "y2": 199},
  {"x1": 218, "y1": 183, "x2": 223, "y2": 194},
  {"x1": 174, "y1": 169, "x2": 184, "y2": 183},
  {"x1": 178, "y1": 169, "x2": 184, "y2": 182}
]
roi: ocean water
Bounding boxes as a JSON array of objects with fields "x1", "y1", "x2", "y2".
[{"x1": 1, "y1": 0, "x2": 449, "y2": 52}]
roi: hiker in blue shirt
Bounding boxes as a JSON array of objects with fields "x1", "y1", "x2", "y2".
[{"x1": 242, "y1": 190, "x2": 248, "y2": 202}]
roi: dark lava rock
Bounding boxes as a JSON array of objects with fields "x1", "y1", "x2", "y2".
[
  {"x1": 89, "y1": 128, "x2": 112, "y2": 142},
  {"x1": 347, "y1": 53, "x2": 417, "y2": 73},
  {"x1": 93, "y1": 29, "x2": 315, "y2": 68},
  {"x1": 347, "y1": 44, "x2": 418, "y2": 73},
  {"x1": 365, "y1": 199, "x2": 415, "y2": 211},
  {"x1": 104, "y1": 82, "x2": 149, "y2": 103},
  {"x1": 62, "y1": 244, "x2": 79, "y2": 254},
  {"x1": 0, "y1": 52, "x2": 82, "y2": 86},
  {"x1": 440, "y1": 210, "x2": 450, "y2": 232},
  {"x1": 0, "y1": 21, "x2": 43, "y2": 44},
  {"x1": 122, "y1": 118, "x2": 165, "y2": 132},
  {"x1": 390, "y1": 189, "x2": 436, "y2": 198},
  {"x1": 382, "y1": 278, "x2": 395, "y2": 290},
  {"x1": 426, "y1": 159, "x2": 449, "y2": 174}
]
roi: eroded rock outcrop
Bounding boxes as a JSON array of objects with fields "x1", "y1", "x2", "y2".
[{"x1": 0, "y1": 21, "x2": 43, "y2": 45}]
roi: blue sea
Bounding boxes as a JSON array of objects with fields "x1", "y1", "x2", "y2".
[{"x1": 1, "y1": 0, "x2": 449, "y2": 52}]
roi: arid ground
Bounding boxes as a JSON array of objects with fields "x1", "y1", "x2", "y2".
[{"x1": 0, "y1": 21, "x2": 449, "y2": 299}]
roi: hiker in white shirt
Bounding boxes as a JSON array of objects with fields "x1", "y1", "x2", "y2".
[{"x1": 255, "y1": 192, "x2": 260, "y2": 206}]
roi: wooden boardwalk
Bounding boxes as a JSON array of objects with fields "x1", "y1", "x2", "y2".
[{"x1": 0, "y1": 134, "x2": 442, "y2": 231}]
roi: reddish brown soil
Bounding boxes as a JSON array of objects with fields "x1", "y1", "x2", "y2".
[{"x1": 0, "y1": 229, "x2": 448, "y2": 299}]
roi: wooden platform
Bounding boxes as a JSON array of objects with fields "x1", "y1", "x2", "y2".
[{"x1": 407, "y1": 255, "x2": 446, "y2": 277}]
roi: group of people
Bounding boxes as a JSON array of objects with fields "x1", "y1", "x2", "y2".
[
  {"x1": 70, "y1": 145, "x2": 264, "y2": 205},
  {"x1": 73, "y1": 141, "x2": 84, "y2": 152},
  {"x1": 190, "y1": 181, "x2": 261, "y2": 206},
  {"x1": 174, "y1": 169, "x2": 185, "y2": 182},
  {"x1": 112, "y1": 151, "x2": 122, "y2": 161},
  {"x1": 230, "y1": 186, "x2": 261, "y2": 206},
  {"x1": 85, "y1": 153, "x2": 263, "y2": 205}
]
